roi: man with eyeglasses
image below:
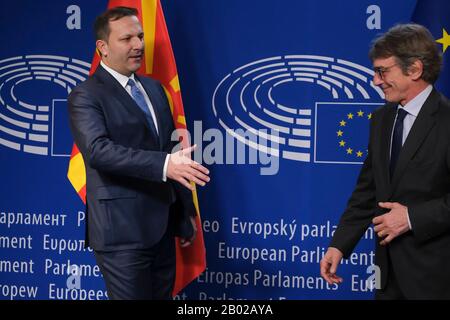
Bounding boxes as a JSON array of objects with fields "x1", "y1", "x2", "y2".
[{"x1": 320, "y1": 23, "x2": 450, "y2": 299}]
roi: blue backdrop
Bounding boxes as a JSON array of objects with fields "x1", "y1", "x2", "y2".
[{"x1": 1, "y1": 0, "x2": 447, "y2": 300}]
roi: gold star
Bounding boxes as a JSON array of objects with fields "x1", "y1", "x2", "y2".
[
  {"x1": 347, "y1": 113, "x2": 354, "y2": 119},
  {"x1": 337, "y1": 130, "x2": 343, "y2": 137},
  {"x1": 356, "y1": 151, "x2": 363, "y2": 157},
  {"x1": 357, "y1": 110, "x2": 364, "y2": 117},
  {"x1": 339, "y1": 140, "x2": 346, "y2": 147},
  {"x1": 339, "y1": 120, "x2": 346, "y2": 127},
  {"x1": 436, "y1": 28, "x2": 450, "y2": 53},
  {"x1": 346, "y1": 148, "x2": 353, "y2": 154},
  {"x1": 367, "y1": 113, "x2": 372, "y2": 120}
]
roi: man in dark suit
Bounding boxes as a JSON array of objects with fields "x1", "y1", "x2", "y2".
[
  {"x1": 68, "y1": 6, "x2": 210, "y2": 300},
  {"x1": 320, "y1": 24, "x2": 450, "y2": 299}
]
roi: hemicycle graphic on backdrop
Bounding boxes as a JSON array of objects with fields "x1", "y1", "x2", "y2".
[
  {"x1": 212, "y1": 55, "x2": 385, "y2": 165},
  {"x1": 0, "y1": 55, "x2": 91, "y2": 157}
]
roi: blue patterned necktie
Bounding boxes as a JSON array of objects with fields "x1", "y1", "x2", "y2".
[
  {"x1": 127, "y1": 78, "x2": 159, "y2": 138},
  {"x1": 390, "y1": 108, "x2": 408, "y2": 178}
]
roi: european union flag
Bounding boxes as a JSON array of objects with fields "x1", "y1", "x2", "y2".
[
  {"x1": 314, "y1": 103, "x2": 382, "y2": 164},
  {"x1": 412, "y1": 0, "x2": 450, "y2": 97}
]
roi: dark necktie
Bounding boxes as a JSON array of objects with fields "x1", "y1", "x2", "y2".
[
  {"x1": 390, "y1": 108, "x2": 408, "y2": 178},
  {"x1": 127, "y1": 78, "x2": 159, "y2": 139}
]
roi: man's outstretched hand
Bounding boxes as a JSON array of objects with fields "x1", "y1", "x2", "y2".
[{"x1": 167, "y1": 144, "x2": 210, "y2": 190}]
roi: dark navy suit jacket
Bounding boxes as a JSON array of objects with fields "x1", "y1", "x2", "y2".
[
  {"x1": 330, "y1": 89, "x2": 450, "y2": 299},
  {"x1": 68, "y1": 65, "x2": 195, "y2": 251}
]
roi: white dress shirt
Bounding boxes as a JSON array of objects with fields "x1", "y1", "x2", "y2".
[{"x1": 100, "y1": 61, "x2": 170, "y2": 181}]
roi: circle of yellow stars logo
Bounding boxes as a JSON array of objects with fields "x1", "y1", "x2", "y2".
[{"x1": 336, "y1": 110, "x2": 372, "y2": 159}]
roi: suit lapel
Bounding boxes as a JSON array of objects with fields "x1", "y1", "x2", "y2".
[
  {"x1": 135, "y1": 74, "x2": 166, "y2": 149},
  {"x1": 379, "y1": 104, "x2": 396, "y2": 188},
  {"x1": 94, "y1": 66, "x2": 162, "y2": 147},
  {"x1": 390, "y1": 89, "x2": 439, "y2": 189}
]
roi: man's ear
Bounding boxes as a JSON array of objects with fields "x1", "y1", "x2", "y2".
[
  {"x1": 96, "y1": 39, "x2": 108, "y2": 57},
  {"x1": 408, "y1": 59, "x2": 424, "y2": 81}
]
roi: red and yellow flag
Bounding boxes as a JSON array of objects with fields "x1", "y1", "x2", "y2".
[{"x1": 67, "y1": 0, "x2": 206, "y2": 296}]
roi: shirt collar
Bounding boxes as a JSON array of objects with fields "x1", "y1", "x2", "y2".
[
  {"x1": 398, "y1": 84, "x2": 433, "y2": 117},
  {"x1": 100, "y1": 61, "x2": 136, "y2": 88}
]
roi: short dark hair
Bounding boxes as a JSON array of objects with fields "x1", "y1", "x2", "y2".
[
  {"x1": 369, "y1": 23, "x2": 442, "y2": 84},
  {"x1": 94, "y1": 6, "x2": 138, "y2": 42}
]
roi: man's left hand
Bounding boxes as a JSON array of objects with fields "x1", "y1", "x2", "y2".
[
  {"x1": 179, "y1": 216, "x2": 197, "y2": 248},
  {"x1": 373, "y1": 202, "x2": 410, "y2": 246}
]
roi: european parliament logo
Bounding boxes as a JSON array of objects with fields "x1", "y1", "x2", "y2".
[
  {"x1": 212, "y1": 55, "x2": 384, "y2": 165},
  {"x1": 0, "y1": 54, "x2": 91, "y2": 157}
]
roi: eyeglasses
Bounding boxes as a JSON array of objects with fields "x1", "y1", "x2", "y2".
[{"x1": 373, "y1": 63, "x2": 398, "y2": 80}]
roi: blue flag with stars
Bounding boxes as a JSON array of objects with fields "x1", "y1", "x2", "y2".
[
  {"x1": 314, "y1": 103, "x2": 382, "y2": 164},
  {"x1": 412, "y1": 0, "x2": 450, "y2": 97}
]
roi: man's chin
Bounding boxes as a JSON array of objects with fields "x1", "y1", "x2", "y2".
[
  {"x1": 383, "y1": 91, "x2": 394, "y2": 102},
  {"x1": 129, "y1": 63, "x2": 141, "y2": 73}
]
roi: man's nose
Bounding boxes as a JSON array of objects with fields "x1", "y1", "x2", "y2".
[
  {"x1": 131, "y1": 37, "x2": 144, "y2": 50},
  {"x1": 373, "y1": 73, "x2": 383, "y2": 86}
]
